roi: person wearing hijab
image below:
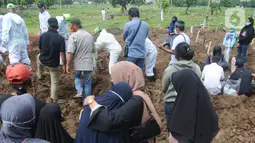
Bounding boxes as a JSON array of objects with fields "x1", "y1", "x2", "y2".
[
  {"x1": 168, "y1": 16, "x2": 178, "y2": 35},
  {"x1": 83, "y1": 61, "x2": 162, "y2": 142},
  {"x1": 205, "y1": 46, "x2": 228, "y2": 71},
  {"x1": 0, "y1": 63, "x2": 46, "y2": 137},
  {"x1": 75, "y1": 82, "x2": 133, "y2": 143},
  {"x1": 35, "y1": 103, "x2": 73, "y2": 143},
  {"x1": 222, "y1": 24, "x2": 237, "y2": 63},
  {"x1": 0, "y1": 94, "x2": 49, "y2": 143},
  {"x1": 170, "y1": 69, "x2": 219, "y2": 143},
  {"x1": 162, "y1": 42, "x2": 201, "y2": 141}
]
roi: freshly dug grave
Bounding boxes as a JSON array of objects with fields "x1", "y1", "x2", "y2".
[{"x1": 1, "y1": 28, "x2": 255, "y2": 143}]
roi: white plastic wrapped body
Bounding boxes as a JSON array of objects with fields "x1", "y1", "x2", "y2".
[{"x1": 223, "y1": 79, "x2": 241, "y2": 96}]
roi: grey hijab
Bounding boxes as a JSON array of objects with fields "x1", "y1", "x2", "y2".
[{"x1": 0, "y1": 94, "x2": 36, "y2": 142}]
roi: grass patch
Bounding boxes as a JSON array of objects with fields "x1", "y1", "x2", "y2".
[{"x1": 0, "y1": 4, "x2": 253, "y2": 34}]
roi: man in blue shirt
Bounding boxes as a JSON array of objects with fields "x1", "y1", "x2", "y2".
[{"x1": 122, "y1": 7, "x2": 149, "y2": 70}]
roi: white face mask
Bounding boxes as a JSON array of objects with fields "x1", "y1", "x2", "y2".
[
  {"x1": 245, "y1": 22, "x2": 251, "y2": 26},
  {"x1": 174, "y1": 29, "x2": 178, "y2": 34}
]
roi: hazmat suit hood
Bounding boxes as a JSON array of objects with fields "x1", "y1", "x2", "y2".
[{"x1": 7, "y1": 13, "x2": 24, "y2": 24}]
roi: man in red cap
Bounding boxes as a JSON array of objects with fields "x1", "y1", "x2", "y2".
[{"x1": 6, "y1": 63, "x2": 31, "y2": 94}]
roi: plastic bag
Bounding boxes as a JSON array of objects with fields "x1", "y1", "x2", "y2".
[{"x1": 223, "y1": 79, "x2": 241, "y2": 96}]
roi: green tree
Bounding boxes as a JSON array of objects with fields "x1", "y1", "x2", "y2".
[
  {"x1": 34, "y1": 0, "x2": 57, "y2": 8},
  {"x1": 62, "y1": 0, "x2": 73, "y2": 5},
  {"x1": 185, "y1": 0, "x2": 197, "y2": 14},
  {"x1": 156, "y1": 0, "x2": 170, "y2": 21},
  {"x1": 172, "y1": 0, "x2": 185, "y2": 7}
]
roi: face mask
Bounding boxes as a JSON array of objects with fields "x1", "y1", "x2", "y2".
[
  {"x1": 174, "y1": 28, "x2": 178, "y2": 34},
  {"x1": 245, "y1": 22, "x2": 251, "y2": 26},
  {"x1": 70, "y1": 25, "x2": 76, "y2": 32}
]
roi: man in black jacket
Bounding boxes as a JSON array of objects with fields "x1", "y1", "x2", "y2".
[
  {"x1": 36, "y1": 18, "x2": 66, "y2": 103},
  {"x1": 230, "y1": 58, "x2": 254, "y2": 96},
  {"x1": 237, "y1": 17, "x2": 255, "y2": 63}
]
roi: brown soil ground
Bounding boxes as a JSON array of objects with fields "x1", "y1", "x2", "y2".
[{"x1": 1, "y1": 28, "x2": 255, "y2": 143}]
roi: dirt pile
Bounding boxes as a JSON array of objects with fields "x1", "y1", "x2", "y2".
[{"x1": 1, "y1": 28, "x2": 255, "y2": 143}]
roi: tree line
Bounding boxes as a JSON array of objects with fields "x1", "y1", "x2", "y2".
[{"x1": 0, "y1": 0, "x2": 255, "y2": 9}]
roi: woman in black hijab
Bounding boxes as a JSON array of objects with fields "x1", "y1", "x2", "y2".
[
  {"x1": 170, "y1": 69, "x2": 219, "y2": 143},
  {"x1": 35, "y1": 103, "x2": 74, "y2": 143}
]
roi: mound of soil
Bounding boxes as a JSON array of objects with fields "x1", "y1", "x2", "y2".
[{"x1": 1, "y1": 28, "x2": 255, "y2": 143}]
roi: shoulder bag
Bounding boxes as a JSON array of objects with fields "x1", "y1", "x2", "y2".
[
  {"x1": 124, "y1": 20, "x2": 142, "y2": 57},
  {"x1": 129, "y1": 101, "x2": 161, "y2": 143}
]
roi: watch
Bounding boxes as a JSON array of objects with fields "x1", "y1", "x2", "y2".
[{"x1": 88, "y1": 99, "x2": 94, "y2": 105}]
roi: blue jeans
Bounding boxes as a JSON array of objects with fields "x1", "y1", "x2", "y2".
[
  {"x1": 164, "y1": 102, "x2": 174, "y2": 131},
  {"x1": 126, "y1": 57, "x2": 145, "y2": 71},
  {"x1": 237, "y1": 44, "x2": 249, "y2": 63},
  {"x1": 74, "y1": 71, "x2": 92, "y2": 99}
]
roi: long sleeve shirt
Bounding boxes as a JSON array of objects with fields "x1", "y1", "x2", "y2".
[{"x1": 39, "y1": 10, "x2": 51, "y2": 34}]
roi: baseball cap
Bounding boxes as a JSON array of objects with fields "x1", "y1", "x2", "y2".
[
  {"x1": 7, "y1": 3, "x2": 15, "y2": 9},
  {"x1": 93, "y1": 27, "x2": 102, "y2": 35},
  {"x1": 6, "y1": 64, "x2": 31, "y2": 84},
  {"x1": 48, "y1": 18, "x2": 59, "y2": 28},
  {"x1": 63, "y1": 13, "x2": 71, "y2": 21},
  {"x1": 37, "y1": 2, "x2": 45, "y2": 8},
  {"x1": 175, "y1": 21, "x2": 185, "y2": 28},
  {"x1": 70, "y1": 17, "x2": 82, "y2": 27}
]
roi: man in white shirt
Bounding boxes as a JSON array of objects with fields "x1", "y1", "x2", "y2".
[
  {"x1": 93, "y1": 27, "x2": 122, "y2": 74},
  {"x1": 145, "y1": 38, "x2": 157, "y2": 81},
  {"x1": 201, "y1": 56, "x2": 225, "y2": 95},
  {"x1": 101, "y1": 9, "x2": 106, "y2": 20},
  {"x1": 38, "y1": 2, "x2": 51, "y2": 34},
  {"x1": 158, "y1": 20, "x2": 190, "y2": 65}
]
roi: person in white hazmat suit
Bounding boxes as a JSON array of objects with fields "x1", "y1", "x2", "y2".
[
  {"x1": 38, "y1": 2, "x2": 51, "y2": 34},
  {"x1": 57, "y1": 14, "x2": 71, "y2": 65},
  {"x1": 93, "y1": 27, "x2": 122, "y2": 74},
  {"x1": 1, "y1": 3, "x2": 31, "y2": 65},
  {"x1": 145, "y1": 38, "x2": 157, "y2": 81},
  {"x1": 101, "y1": 9, "x2": 106, "y2": 20}
]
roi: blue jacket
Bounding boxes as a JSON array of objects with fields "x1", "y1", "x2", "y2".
[{"x1": 168, "y1": 16, "x2": 178, "y2": 35}]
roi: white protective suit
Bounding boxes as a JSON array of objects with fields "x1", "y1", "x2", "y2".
[
  {"x1": 39, "y1": 10, "x2": 51, "y2": 34},
  {"x1": 56, "y1": 16, "x2": 68, "y2": 65},
  {"x1": 95, "y1": 29, "x2": 122, "y2": 74},
  {"x1": 0, "y1": 15, "x2": 7, "y2": 53},
  {"x1": 101, "y1": 10, "x2": 106, "y2": 20},
  {"x1": 2, "y1": 13, "x2": 31, "y2": 65},
  {"x1": 145, "y1": 38, "x2": 157, "y2": 77}
]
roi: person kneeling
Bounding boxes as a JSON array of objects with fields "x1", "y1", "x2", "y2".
[
  {"x1": 202, "y1": 56, "x2": 225, "y2": 95},
  {"x1": 230, "y1": 58, "x2": 254, "y2": 96}
]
